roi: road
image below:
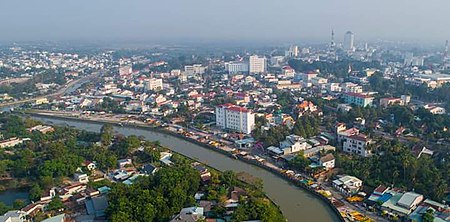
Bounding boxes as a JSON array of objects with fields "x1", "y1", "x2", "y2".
[{"x1": 0, "y1": 71, "x2": 102, "y2": 108}]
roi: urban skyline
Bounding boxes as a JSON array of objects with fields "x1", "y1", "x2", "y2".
[
  {"x1": 1, "y1": 0, "x2": 450, "y2": 44},
  {"x1": 0, "y1": 1, "x2": 450, "y2": 222}
]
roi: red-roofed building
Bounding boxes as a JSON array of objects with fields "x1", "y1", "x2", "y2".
[
  {"x1": 343, "y1": 133, "x2": 373, "y2": 157},
  {"x1": 216, "y1": 104, "x2": 255, "y2": 134},
  {"x1": 282, "y1": 66, "x2": 296, "y2": 77}
]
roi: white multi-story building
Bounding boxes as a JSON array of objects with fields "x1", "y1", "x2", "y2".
[
  {"x1": 216, "y1": 104, "x2": 255, "y2": 134},
  {"x1": 144, "y1": 78, "x2": 163, "y2": 91},
  {"x1": 342, "y1": 134, "x2": 372, "y2": 157},
  {"x1": 326, "y1": 83, "x2": 342, "y2": 92},
  {"x1": 184, "y1": 64, "x2": 206, "y2": 77},
  {"x1": 249, "y1": 55, "x2": 267, "y2": 74},
  {"x1": 343, "y1": 92, "x2": 374, "y2": 107},
  {"x1": 344, "y1": 31, "x2": 355, "y2": 52},
  {"x1": 225, "y1": 62, "x2": 249, "y2": 74},
  {"x1": 341, "y1": 82, "x2": 363, "y2": 93}
]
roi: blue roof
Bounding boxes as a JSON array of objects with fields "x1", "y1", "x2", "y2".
[
  {"x1": 97, "y1": 186, "x2": 111, "y2": 194},
  {"x1": 85, "y1": 196, "x2": 108, "y2": 217},
  {"x1": 377, "y1": 193, "x2": 393, "y2": 203}
]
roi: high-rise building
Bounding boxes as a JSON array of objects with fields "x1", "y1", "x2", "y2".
[
  {"x1": 285, "y1": 45, "x2": 299, "y2": 58},
  {"x1": 404, "y1": 52, "x2": 414, "y2": 66},
  {"x1": 443, "y1": 40, "x2": 449, "y2": 69},
  {"x1": 249, "y1": 55, "x2": 267, "y2": 74},
  {"x1": 215, "y1": 104, "x2": 255, "y2": 134},
  {"x1": 445, "y1": 40, "x2": 449, "y2": 58},
  {"x1": 225, "y1": 62, "x2": 249, "y2": 74},
  {"x1": 344, "y1": 31, "x2": 355, "y2": 52}
]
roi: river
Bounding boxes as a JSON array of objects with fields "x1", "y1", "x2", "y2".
[
  {"x1": 31, "y1": 115, "x2": 340, "y2": 222},
  {"x1": 0, "y1": 190, "x2": 29, "y2": 206}
]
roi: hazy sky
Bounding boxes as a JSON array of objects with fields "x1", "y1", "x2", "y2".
[{"x1": 1, "y1": 0, "x2": 449, "y2": 44}]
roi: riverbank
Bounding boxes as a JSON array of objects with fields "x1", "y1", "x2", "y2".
[
  {"x1": 0, "y1": 189, "x2": 30, "y2": 206},
  {"x1": 26, "y1": 111, "x2": 345, "y2": 222}
]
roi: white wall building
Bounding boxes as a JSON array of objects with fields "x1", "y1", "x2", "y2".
[
  {"x1": 343, "y1": 134, "x2": 372, "y2": 157},
  {"x1": 249, "y1": 55, "x2": 267, "y2": 74},
  {"x1": 344, "y1": 31, "x2": 355, "y2": 52},
  {"x1": 319, "y1": 154, "x2": 336, "y2": 170},
  {"x1": 184, "y1": 64, "x2": 206, "y2": 77},
  {"x1": 216, "y1": 104, "x2": 255, "y2": 134},
  {"x1": 225, "y1": 62, "x2": 249, "y2": 74},
  {"x1": 0, "y1": 210, "x2": 26, "y2": 222},
  {"x1": 333, "y1": 175, "x2": 362, "y2": 196},
  {"x1": 144, "y1": 78, "x2": 163, "y2": 91}
]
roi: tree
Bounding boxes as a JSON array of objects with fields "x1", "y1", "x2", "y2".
[
  {"x1": 13, "y1": 199, "x2": 26, "y2": 209},
  {"x1": 29, "y1": 184, "x2": 43, "y2": 201},
  {"x1": 422, "y1": 209, "x2": 435, "y2": 222},
  {"x1": 0, "y1": 203, "x2": 11, "y2": 215},
  {"x1": 0, "y1": 160, "x2": 10, "y2": 175},
  {"x1": 106, "y1": 165, "x2": 201, "y2": 222},
  {"x1": 46, "y1": 197, "x2": 65, "y2": 211},
  {"x1": 94, "y1": 149, "x2": 118, "y2": 172},
  {"x1": 288, "y1": 151, "x2": 311, "y2": 171},
  {"x1": 232, "y1": 197, "x2": 285, "y2": 222},
  {"x1": 100, "y1": 124, "x2": 114, "y2": 147}
]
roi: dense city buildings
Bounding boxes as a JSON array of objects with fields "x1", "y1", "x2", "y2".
[{"x1": 1, "y1": 30, "x2": 450, "y2": 222}]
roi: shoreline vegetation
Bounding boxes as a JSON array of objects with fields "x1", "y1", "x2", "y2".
[
  {"x1": 1, "y1": 112, "x2": 286, "y2": 222},
  {"x1": 25, "y1": 110, "x2": 345, "y2": 222}
]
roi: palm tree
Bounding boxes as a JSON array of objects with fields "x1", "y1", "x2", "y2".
[
  {"x1": 392, "y1": 170, "x2": 399, "y2": 186},
  {"x1": 402, "y1": 156, "x2": 410, "y2": 183}
]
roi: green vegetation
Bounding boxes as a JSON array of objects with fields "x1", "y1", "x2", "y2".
[
  {"x1": 106, "y1": 161, "x2": 284, "y2": 222},
  {"x1": 422, "y1": 208, "x2": 435, "y2": 222},
  {"x1": 288, "y1": 151, "x2": 311, "y2": 171},
  {"x1": 368, "y1": 73, "x2": 450, "y2": 111},
  {"x1": 253, "y1": 113, "x2": 320, "y2": 147},
  {"x1": 232, "y1": 196, "x2": 285, "y2": 222},
  {"x1": 336, "y1": 140, "x2": 448, "y2": 201},
  {"x1": 336, "y1": 104, "x2": 450, "y2": 140},
  {"x1": 253, "y1": 125, "x2": 290, "y2": 147},
  {"x1": 95, "y1": 97, "x2": 126, "y2": 113},
  {"x1": 0, "y1": 114, "x2": 145, "y2": 200},
  {"x1": 0, "y1": 69, "x2": 67, "y2": 98},
  {"x1": 293, "y1": 114, "x2": 320, "y2": 139},
  {"x1": 0, "y1": 202, "x2": 11, "y2": 215},
  {"x1": 46, "y1": 197, "x2": 65, "y2": 211},
  {"x1": 0, "y1": 114, "x2": 284, "y2": 221},
  {"x1": 288, "y1": 59, "x2": 381, "y2": 79},
  {"x1": 106, "y1": 164, "x2": 200, "y2": 222}
]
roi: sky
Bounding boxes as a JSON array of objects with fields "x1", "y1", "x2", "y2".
[{"x1": 1, "y1": 0, "x2": 450, "y2": 44}]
